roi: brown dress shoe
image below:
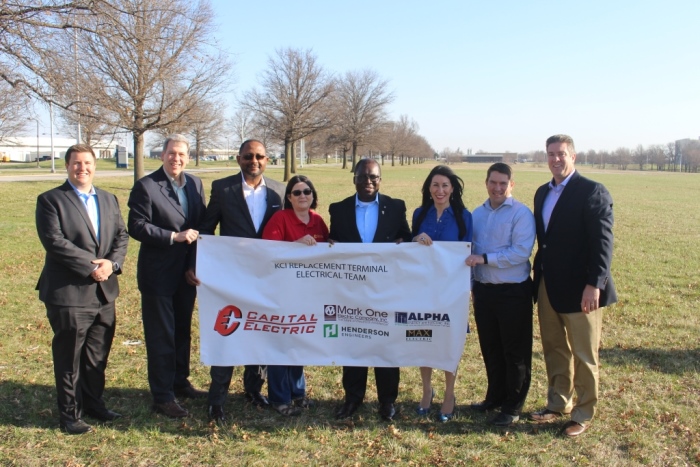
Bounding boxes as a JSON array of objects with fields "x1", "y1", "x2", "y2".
[
  {"x1": 563, "y1": 421, "x2": 588, "y2": 437},
  {"x1": 153, "y1": 400, "x2": 189, "y2": 418},
  {"x1": 528, "y1": 408, "x2": 566, "y2": 422}
]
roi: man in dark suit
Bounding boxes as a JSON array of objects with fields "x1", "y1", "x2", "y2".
[
  {"x1": 190, "y1": 139, "x2": 285, "y2": 423},
  {"x1": 36, "y1": 144, "x2": 129, "y2": 434},
  {"x1": 128, "y1": 134, "x2": 207, "y2": 418},
  {"x1": 529, "y1": 134, "x2": 617, "y2": 437},
  {"x1": 329, "y1": 158, "x2": 412, "y2": 421}
]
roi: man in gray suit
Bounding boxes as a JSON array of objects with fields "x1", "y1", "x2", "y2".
[
  {"x1": 189, "y1": 138, "x2": 285, "y2": 424},
  {"x1": 128, "y1": 134, "x2": 207, "y2": 418},
  {"x1": 36, "y1": 144, "x2": 129, "y2": 434}
]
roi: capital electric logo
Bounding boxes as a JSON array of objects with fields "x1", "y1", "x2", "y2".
[{"x1": 324, "y1": 324, "x2": 339, "y2": 338}]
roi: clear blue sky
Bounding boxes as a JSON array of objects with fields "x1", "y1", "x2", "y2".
[{"x1": 210, "y1": 0, "x2": 699, "y2": 154}]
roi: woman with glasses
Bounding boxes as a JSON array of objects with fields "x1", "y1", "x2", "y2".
[
  {"x1": 261, "y1": 175, "x2": 329, "y2": 416},
  {"x1": 412, "y1": 165, "x2": 473, "y2": 422}
]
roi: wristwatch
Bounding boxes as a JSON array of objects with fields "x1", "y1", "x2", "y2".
[{"x1": 111, "y1": 261, "x2": 120, "y2": 273}]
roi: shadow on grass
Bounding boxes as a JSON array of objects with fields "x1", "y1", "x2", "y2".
[
  {"x1": 600, "y1": 346, "x2": 700, "y2": 374},
  {"x1": 0, "y1": 380, "x2": 547, "y2": 436}
]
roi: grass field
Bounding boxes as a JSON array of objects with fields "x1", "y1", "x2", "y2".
[{"x1": 0, "y1": 161, "x2": 698, "y2": 466}]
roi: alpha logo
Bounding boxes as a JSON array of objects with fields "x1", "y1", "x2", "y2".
[
  {"x1": 214, "y1": 305, "x2": 242, "y2": 336},
  {"x1": 324, "y1": 324, "x2": 338, "y2": 338},
  {"x1": 324, "y1": 305, "x2": 337, "y2": 321},
  {"x1": 394, "y1": 312, "x2": 451, "y2": 327},
  {"x1": 406, "y1": 329, "x2": 433, "y2": 342}
]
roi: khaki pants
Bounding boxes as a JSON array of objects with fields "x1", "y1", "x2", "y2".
[{"x1": 537, "y1": 279, "x2": 603, "y2": 425}]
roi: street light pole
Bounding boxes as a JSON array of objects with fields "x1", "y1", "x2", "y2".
[{"x1": 28, "y1": 118, "x2": 40, "y2": 168}]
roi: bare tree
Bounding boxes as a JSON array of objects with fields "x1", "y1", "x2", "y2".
[
  {"x1": 632, "y1": 144, "x2": 646, "y2": 170},
  {"x1": 57, "y1": 104, "x2": 117, "y2": 146},
  {"x1": 0, "y1": 81, "x2": 31, "y2": 141},
  {"x1": 2, "y1": 0, "x2": 232, "y2": 181},
  {"x1": 335, "y1": 69, "x2": 394, "y2": 172},
  {"x1": 241, "y1": 47, "x2": 334, "y2": 181}
]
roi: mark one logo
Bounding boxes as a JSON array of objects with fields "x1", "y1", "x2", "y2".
[
  {"x1": 323, "y1": 324, "x2": 338, "y2": 338},
  {"x1": 324, "y1": 304, "x2": 337, "y2": 321},
  {"x1": 213, "y1": 305, "x2": 242, "y2": 336}
]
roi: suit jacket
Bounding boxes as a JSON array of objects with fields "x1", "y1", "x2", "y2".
[
  {"x1": 198, "y1": 172, "x2": 285, "y2": 238},
  {"x1": 328, "y1": 193, "x2": 412, "y2": 244},
  {"x1": 533, "y1": 171, "x2": 617, "y2": 313},
  {"x1": 127, "y1": 167, "x2": 206, "y2": 296},
  {"x1": 36, "y1": 181, "x2": 129, "y2": 307}
]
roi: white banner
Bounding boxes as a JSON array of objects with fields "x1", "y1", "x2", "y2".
[{"x1": 197, "y1": 235, "x2": 471, "y2": 373}]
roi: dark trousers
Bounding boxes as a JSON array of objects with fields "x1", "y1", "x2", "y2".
[
  {"x1": 473, "y1": 279, "x2": 533, "y2": 415},
  {"x1": 208, "y1": 365, "x2": 266, "y2": 405},
  {"x1": 141, "y1": 282, "x2": 196, "y2": 404},
  {"x1": 46, "y1": 301, "x2": 115, "y2": 423},
  {"x1": 342, "y1": 366, "x2": 400, "y2": 405}
]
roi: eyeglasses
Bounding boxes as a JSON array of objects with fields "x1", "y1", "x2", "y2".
[
  {"x1": 291, "y1": 189, "x2": 312, "y2": 197},
  {"x1": 355, "y1": 174, "x2": 380, "y2": 183},
  {"x1": 240, "y1": 154, "x2": 266, "y2": 161}
]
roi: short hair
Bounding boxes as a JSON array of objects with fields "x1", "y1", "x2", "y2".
[
  {"x1": 354, "y1": 158, "x2": 381, "y2": 177},
  {"x1": 486, "y1": 162, "x2": 513, "y2": 181},
  {"x1": 162, "y1": 134, "x2": 190, "y2": 154},
  {"x1": 546, "y1": 134, "x2": 576, "y2": 153},
  {"x1": 64, "y1": 144, "x2": 96, "y2": 163},
  {"x1": 239, "y1": 139, "x2": 265, "y2": 155},
  {"x1": 284, "y1": 175, "x2": 319, "y2": 210}
]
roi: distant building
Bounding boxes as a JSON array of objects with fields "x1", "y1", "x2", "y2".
[
  {"x1": 0, "y1": 136, "x2": 116, "y2": 162},
  {"x1": 461, "y1": 152, "x2": 517, "y2": 163}
]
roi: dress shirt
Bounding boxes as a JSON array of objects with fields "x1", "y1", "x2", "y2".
[
  {"x1": 542, "y1": 170, "x2": 575, "y2": 231},
  {"x1": 355, "y1": 193, "x2": 379, "y2": 244},
  {"x1": 68, "y1": 179, "x2": 100, "y2": 241},
  {"x1": 242, "y1": 173, "x2": 268, "y2": 231},
  {"x1": 471, "y1": 197, "x2": 535, "y2": 284},
  {"x1": 412, "y1": 205, "x2": 472, "y2": 242},
  {"x1": 169, "y1": 175, "x2": 189, "y2": 219}
]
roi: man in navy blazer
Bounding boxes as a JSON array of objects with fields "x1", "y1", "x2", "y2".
[
  {"x1": 128, "y1": 134, "x2": 207, "y2": 418},
  {"x1": 190, "y1": 139, "x2": 285, "y2": 424},
  {"x1": 329, "y1": 158, "x2": 412, "y2": 421},
  {"x1": 36, "y1": 144, "x2": 129, "y2": 434},
  {"x1": 529, "y1": 134, "x2": 617, "y2": 437}
]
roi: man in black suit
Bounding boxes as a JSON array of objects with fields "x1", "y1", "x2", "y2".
[
  {"x1": 190, "y1": 139, "x2": 285, "y2": 423},
  {"x1": 329, "y1": 158, "x2": 412, "y2": 421},
  {"x1": 529, "y1": 134, "x2": 617, "y2": 437},
  {"x1": 36, "y1": 144, "x2": 129, "y2": 434},
  {"x1": 128, "y1": 134, "x2": 207, "y2": 418}
]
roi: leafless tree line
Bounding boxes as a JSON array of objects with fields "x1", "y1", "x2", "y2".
[{"x1": 521, "y1": 141, "x2": 700, "y2": 173}]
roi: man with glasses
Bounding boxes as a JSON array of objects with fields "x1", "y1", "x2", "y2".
[
  {"x1": 190, "y1": 139, "x2": 285, "y2": 423},
  {"x1": 328, "y1": 158, "x2": 412, "y2": 421}
]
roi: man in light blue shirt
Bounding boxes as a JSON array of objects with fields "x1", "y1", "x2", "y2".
[{"x1": 465, "y1": 162, "x2": 536, "y2": 426}]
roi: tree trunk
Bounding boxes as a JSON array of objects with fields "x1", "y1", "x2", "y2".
[
  {"x1": 291, "y1": 141, "x2": 297, "y2": 174},
  {"x1": 284, "y1": 138, "x2": 292, "y2": 181},
  {"x1": 341, "y1": 147, "x2": 348, "y2": 170},
  {"x1": 133, "y1": 130, "x2": 146, "y2": 182},
  {"x1": 350, "y1": 141, "x2": 358, "y2": 172}
]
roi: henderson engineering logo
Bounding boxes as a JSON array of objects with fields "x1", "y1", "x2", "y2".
[
  {"x1": 394, "y1": 312, "x2": 451, "y2": 327},
  {"x1": 406, "y1": 329, "x2": 433, "y2": 342},
  {"x1": 323, "y1": 324, "x2": 338, "y2": 338},
  {"x1": 213, "y1": 305, "x2": 317, "y2": 336},
  {"x1": 323, "y1": 304, "x2": 389, "y2": 325}
]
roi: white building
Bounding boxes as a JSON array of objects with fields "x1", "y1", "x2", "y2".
[{"x1": 0, "y1": 136, "x2": 117, "y2": 162}]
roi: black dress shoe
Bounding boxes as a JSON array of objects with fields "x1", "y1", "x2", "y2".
[
  {"x1": 335, "y1": 400, "x2": 362, "y2": 419},
  {"x1": 174, "y1": 384, "x2": 207, "y2": 399},
  {"x1": 245, "y1": 392, "x2": 270, "y2": 408},
  {"x1": 469, "y1": 400, "x2": 501, "y2": 412},
  {"x1": 153, "y1": 400, "x2": 189, "y2": 418},
  {"x1": 378, "y1": 402, "x2": 397, "y2": 421},
  {"x1": 208, "y1": 405, "x2": 226, "y2": 424},
  {"x1": 84, "y1": 408, "x2": 122, "y2": 421},
  {"x1": 60, "y1": 419, "x2": 93, "y2": 435}
]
